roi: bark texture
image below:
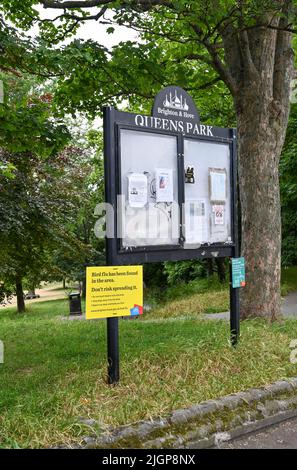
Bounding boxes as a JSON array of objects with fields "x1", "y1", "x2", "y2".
[
  {"x1": 219, "y1": 3, "x2": 294, "y2": 319},
  {"x1": 15, "y1": 277, "x2": 25, "y2": 313}
]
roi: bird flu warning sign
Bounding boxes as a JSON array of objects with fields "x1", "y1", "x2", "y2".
[{"x1": 86, "y1": 266, "x2": 143, "y2": 319}]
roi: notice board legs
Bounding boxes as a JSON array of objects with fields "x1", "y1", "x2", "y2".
[
  {"x1": 107, "y1": 317, "x2": 120, "y2": 384},
  {"x1": 230, "y1": 283, "x2": 240, "y2": 346}
]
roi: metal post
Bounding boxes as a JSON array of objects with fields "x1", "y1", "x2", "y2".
[
  {"x1": 230, "y1": 264, "x2": 240, "y2": 346},
  {"x1": 107, "y1": 317, "x2": 120, "y2": 384},
  {"x1": 104, "y1": 106, "x2": 120, "y2": 385},
  {"x1": 230, "y1": 128, "x2": 240, "y2": 346}
]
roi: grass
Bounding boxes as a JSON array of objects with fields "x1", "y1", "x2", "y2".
[
  {"x1": 281, "y1": 266, "x2": 297, "y2": 296},
  {"x1": 145, "y1": 265, "x2": 297, "y2": 318},
  {"x1": 1, "y1": 297, "x2": 297, "y2": 448}
]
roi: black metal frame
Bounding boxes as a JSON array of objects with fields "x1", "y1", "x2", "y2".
[{"x1": 103, "y1": 106, "x2": 240, "y2": 384}]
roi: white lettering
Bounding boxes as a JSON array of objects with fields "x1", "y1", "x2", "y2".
[
  {"x1": 169, "y1": 120, "x2": 178, "y2": 132},
  {"x1": 186, "y1": 122, "x2": 193, "y2": 134},
  {"x1": 135, "y1": 114, "x2": 215, "y2": 138},
  {"x1": 178, "y1": 121, "x2": 184, "y2": 133},
  {"x1": 135, "y1": 115, "x2": 144, "y2": 127},
  {"x1": 162, "y1": 119, "x2": 169, "y2": 130},
  {"x1": 154, "y1": 117, "x2": 162, "y2": 128},
  {"x1": 207, "y1": 126, "x2": 213, "y2": 136},
  {"x1": 193, "y1": 124, "x2": 200, "y2": 135},
  {"x1": 200, "y1": 124, "x2": 206, "y2": 136}
]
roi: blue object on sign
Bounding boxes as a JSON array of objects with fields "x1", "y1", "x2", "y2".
[{"x1": 130, "y1": 306, "x2": 140, "y2": 316}]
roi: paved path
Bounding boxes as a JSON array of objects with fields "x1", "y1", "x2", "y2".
[
  {"x1": 203, "y1": 291, "x2": 297, "y2": 320},
  {"x1": 218, "y1": 416, "x2": 297, "y2": 449},
  {"x1": 0, "y1": 284, "x2": 77, "y2": 308}
]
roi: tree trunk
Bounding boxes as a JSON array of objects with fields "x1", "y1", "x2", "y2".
[
  {"x1": 237, "y1": 101, "x2": 284, "y2": 320},
  {"x1": 220, "y1": 7, "x2": 294, "y2": 320},
  {"x1": 206, "y1": 259, "x2": 214, "y2": 278},
  {"x1": 63, "y1": 277, "x2": 66, "y2": 289},
  {"x1": 15, "y1": 277, "x2": 25, "y2": 313},
  {"x1": 215, "y1": 258, "x2": 226, "y2": 283},
  {"x1": 82, "y1": 276, "x2": 86, "y2": 299}
]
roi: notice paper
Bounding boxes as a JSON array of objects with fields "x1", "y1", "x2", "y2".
[
  {"x1": 185, "y1": 199, "x2": 208, "y2": 245},
  {"x1": 128, "y1": 173, "x2": 148, "y2": 207},
  {"x1": 212, "y1": 204, "x2": 225, "y2": 225},
  {"x1": 156, "y1": 168, "x2": 174, "y2": 203},
  {"x1": 209, "y1": 169, "x2": 227, "y2": 202}
]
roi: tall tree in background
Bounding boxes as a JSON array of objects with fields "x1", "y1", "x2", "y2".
[
  {"x1": 2, "y1": 1, "x2": 296, "y2": 319},
  {"x1": 0, "y1": 71, "x2": 82, "y2": 312}
]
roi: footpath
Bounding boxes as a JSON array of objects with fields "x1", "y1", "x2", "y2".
[{"x1": 204, "y1": 291, "x2": 297, "y2": 320}]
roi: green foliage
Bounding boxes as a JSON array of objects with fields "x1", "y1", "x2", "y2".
[
  {"x1": 280, "y1": 104, "x2": 297, "y2": 266},
  {"x1": 0, "y1": 72, "x2": 96, "y2": 306},
  {"x1": 164, "y1": 260, "x2": 207, "y2": 285},
  {"x1": 0, "y1": 72, "x2": 69, "y2": 156}
]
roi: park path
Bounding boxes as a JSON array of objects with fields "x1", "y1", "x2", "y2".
[
  {"x1": 217, "y1": 416, "x2": 297, "y2": 449},
  {"x1": 0, "y1": 284, "x2": 77, "y2": 309},
  {"x1": 203, "y1": 291, "x2": 297, "y2": 320}
]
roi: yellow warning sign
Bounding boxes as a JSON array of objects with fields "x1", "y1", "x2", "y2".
[{"x1": 86, "y1": 266, "x2": 143, "y2": 319}]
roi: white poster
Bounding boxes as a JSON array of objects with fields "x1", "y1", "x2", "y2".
[
  {"x1": 209, "y1": 169, "x2": 227, "y2": 202},
  {"x1": 184, "y1": 199, "x2": 208, "y2": 245},
  {"x1": 212, "y1": 204, "x2": 224, "y2": 225},
  {"x1": 128, "y1": 173, "x2": 148, "y2": 208},
  {"x1": 156, "y1": 168, "x2": 174, "y2": 203}
]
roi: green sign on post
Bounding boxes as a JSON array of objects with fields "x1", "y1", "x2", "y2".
[{"x1": 231, "y1": 257, "x2": 246, "y2": 288}]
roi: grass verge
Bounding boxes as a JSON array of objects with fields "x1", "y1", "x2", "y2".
[
  {"x1": 1, "y1": 298, "x2": 297, "y2": 448},
  {"x1": 281, "y1": 266, "x2": 297, "y2": 296}
]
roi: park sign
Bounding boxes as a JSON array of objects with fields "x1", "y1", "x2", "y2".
[
  {"x1": 101, "y1": 86, "x2": 241, "y2": 384},
  {"x1": 104, "y1": 86, "x2": 237, "y2": 266}
]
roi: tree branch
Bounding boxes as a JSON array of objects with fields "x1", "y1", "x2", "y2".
[
  {"x1": 41, "y1": 0, "x2": 173, "y2": 9},
  {"x1": 273, "y1": 0, "x2": 294, "y2": 105},
  {"x1": 190, "y1": 22, "x2": 237, "y2": 96}
]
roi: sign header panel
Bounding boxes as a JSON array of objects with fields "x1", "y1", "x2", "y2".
[
  {"x1": 152, "y1": 85, "x2": 200, "y2": 126},
  {"x1": 86, "y1": 266, "x2": 143, "y2": 319}
]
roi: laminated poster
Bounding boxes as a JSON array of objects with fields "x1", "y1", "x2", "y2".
[
  {"x1": 209, "y1": 168, "x2": 227, "y2": 202},
  {"x1": 128, "y1": 173, "x2": 148, "y2": 207},
  {"x1": 156, "y1": 168, "x2": 174, "y2": 203},
  {"x1": 212, "y1": 204, "x2": 225, "y2": 225}
]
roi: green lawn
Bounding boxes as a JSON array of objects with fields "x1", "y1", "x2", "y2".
[
  {"x1": 1, "y1": 296, "x2": 297, "y2": 448},
  {"x1": 281, "y1": 266, "x2": 297, "y2": 296},
  {"x1": 145, "y1": 266, "x2": 297, "y2": 318}
]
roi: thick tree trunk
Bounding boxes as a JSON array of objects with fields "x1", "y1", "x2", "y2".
[
  {"x1": 237, "y1": 101, "x2": 284, "y2": 320},
  {"x1": 220, "y1": 5, "x2": 294, "y2": 320},
  {"x1": 15, "y1": 277, "x2": 25, "y2": 313}
]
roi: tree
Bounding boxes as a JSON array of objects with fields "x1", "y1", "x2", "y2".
[
  {"x1": 0, "y1": 70, "x2": 85, "y2": 312},
  {"x1": 2, "y1": 1, "x2": 296, "y2": 319}
]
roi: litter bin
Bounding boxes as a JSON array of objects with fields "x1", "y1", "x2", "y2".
[{"x1": 68, "y1": 291, "x2": 82, "y2": 316}]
